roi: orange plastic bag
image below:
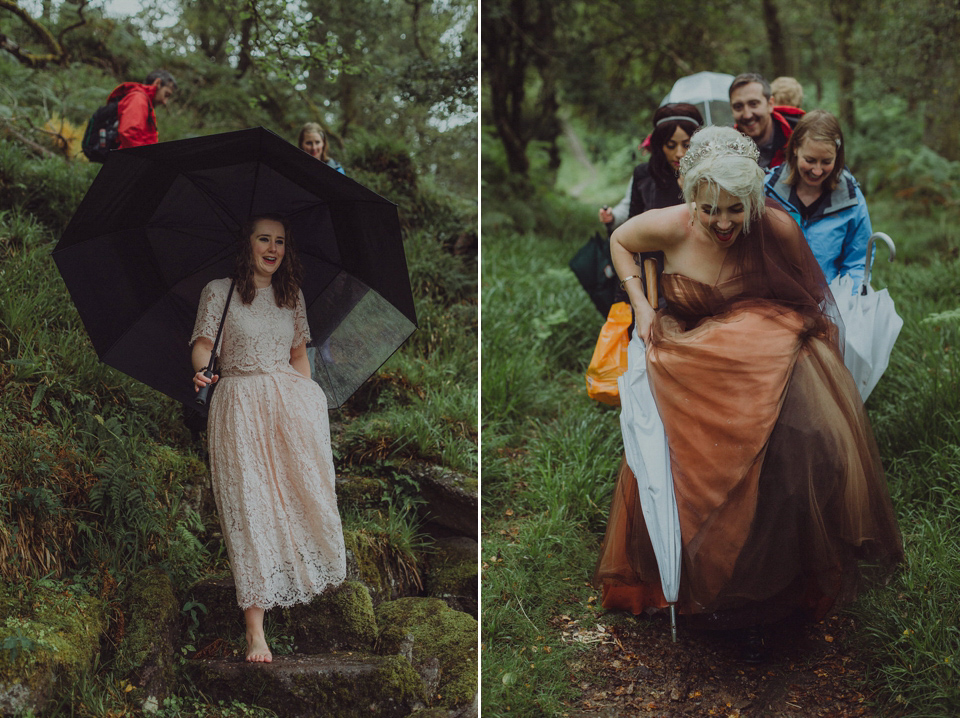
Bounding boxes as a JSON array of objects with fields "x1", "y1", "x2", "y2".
[{"x1": 585, "y1": 301, "x2": 632, "y2": 405}]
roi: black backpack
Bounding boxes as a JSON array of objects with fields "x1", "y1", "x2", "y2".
[{"x1": 81, "y1": 101, "x2": 120, "y2": 163}]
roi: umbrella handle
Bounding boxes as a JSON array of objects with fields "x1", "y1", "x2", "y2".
[
  {"x1": 195, "y1": 369, "x2": 214, "y2": 406},
  {"x1": 862, "y1": 232, "x2": 897, "y2": 296},
  {"x1": 643, "y1": 257, "x2": 659, "y2": 308}
]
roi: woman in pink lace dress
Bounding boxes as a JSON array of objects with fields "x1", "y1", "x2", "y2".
[{"x1": 191, "y1": 214, "x2": 346, "y2": 663}]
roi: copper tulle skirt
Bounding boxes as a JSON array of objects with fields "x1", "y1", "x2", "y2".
[{"x1": 594, "y1": 304, "x2": 903, "y2": 628}]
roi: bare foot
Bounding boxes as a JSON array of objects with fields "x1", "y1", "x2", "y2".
[{"x1": 245, "y1": 632, "x2": 273, "y2": 663}]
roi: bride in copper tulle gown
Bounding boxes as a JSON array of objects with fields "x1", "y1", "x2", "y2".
[{"x1": 594, "y1": 126, "x2": 903, "y2": 630}]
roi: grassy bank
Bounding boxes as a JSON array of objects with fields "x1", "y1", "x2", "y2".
[{"x1": 480, "y1": 169, "x2": 960, "y2": 715}]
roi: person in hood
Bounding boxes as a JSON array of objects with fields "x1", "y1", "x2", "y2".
[
  {"x1": 764, "y1": 110, "x2": 872, "y2": 292},
  {"x1": 107, "y1": 70, "x2": 177, "y2": 149},
  {"x1": 729, "y1": 73, "x2": 802, "y2": 169}
]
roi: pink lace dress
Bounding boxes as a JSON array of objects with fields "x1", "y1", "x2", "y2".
[{"x1": 191, "y1": 278, "x2": 346, "y2": 610}]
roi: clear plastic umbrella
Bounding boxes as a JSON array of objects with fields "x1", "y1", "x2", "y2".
[
  {"x1": 829, "y1": 232, "x2": 903, "y2": 401},
  {"x1": 660, "y1": 71, "x2": 736, "y2": 127},
  {"x1": 617, "y1": 259, "x2": 681, "y2": 641}
]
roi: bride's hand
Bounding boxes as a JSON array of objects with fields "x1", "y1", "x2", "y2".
[{"x1": 634, "y1": 303, "x2": 656, "y2": 344}]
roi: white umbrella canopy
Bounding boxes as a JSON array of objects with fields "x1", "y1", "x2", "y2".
[
  {"x1": 660, "y1": 71, "x2": 735, "y2": 127},
  {"x1": 830, "y1": 233, "x2": 903, "y2": 401}
]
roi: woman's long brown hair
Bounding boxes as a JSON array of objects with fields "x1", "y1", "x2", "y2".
[{"x1": 233, "y1": 214, "x2": 303, "y2": 309}]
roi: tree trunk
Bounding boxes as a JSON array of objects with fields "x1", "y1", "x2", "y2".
[
  {"x1": 921, "y1": 52, "x2": 960, "y2": 160},
  {"x1": 762, "y1": 0, "x2": 789, "y2": 78},
  {"x1": 920, "y1": 3, "x2": 960, "y2": 160},
  {"x1": 482, "y1": 0, "x2": 560, "y2": 177},
  {"x1": 829, "y1": 0, "x2": 860, "y2": 131}
]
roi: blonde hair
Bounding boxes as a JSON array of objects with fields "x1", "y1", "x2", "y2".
[
  {"x1": 680, "y1": 126, "x2": 766, "y2": 232},
  {"x1": 770, "y1": 77, "x2": 804, "y2": 108}
]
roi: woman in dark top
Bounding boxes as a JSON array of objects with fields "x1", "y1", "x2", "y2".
[{"x1": 599, "y1": 103, "x2": 704, "y2": 229}]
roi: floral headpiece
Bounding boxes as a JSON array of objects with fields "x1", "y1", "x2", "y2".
[{"x1": 679, "y1": 132, "x2": 760, "y2": 176}]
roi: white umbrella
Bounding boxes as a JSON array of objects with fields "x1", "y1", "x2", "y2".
[
  {"x1": 660, "y1": 71, "x2": 735, "y2": 127},
  {"x1": 617, "y1": 259, "x2": 681, "y2": 641},
  {"x1": 829, "y1": 232, "x2": 903, "y2": 401}
]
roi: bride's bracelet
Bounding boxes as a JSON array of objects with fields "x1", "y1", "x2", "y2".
[{"x1": 620, "y1": 275, "x2": 642, "y2": 290}]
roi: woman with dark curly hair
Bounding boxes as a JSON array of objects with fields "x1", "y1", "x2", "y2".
[
  {"x1": 599, "y1": 103, "x2": 703, "y2": 229},
  {"x1": 191, "y1": 214, "x2": 346, "y2": 663}
]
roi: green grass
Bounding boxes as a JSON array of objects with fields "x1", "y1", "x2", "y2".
[
  {"x1": 480, "y1": 191, "x2": 623, "y2": 715},
  {"x1": 481, "y1": 163, "x2": 960, "y2": 716}
]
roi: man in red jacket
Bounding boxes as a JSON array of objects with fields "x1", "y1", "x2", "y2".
[
  {"x1": 728, "y1": 73, "x2": 803, "y2": 169},
  {"x1": 107, "y1": 70, "x2": 177, "y2": 148}
]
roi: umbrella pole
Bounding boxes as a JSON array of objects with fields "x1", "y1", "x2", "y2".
[{"x1": 670, "y1": 604, "x2": 677, "y2": 643}]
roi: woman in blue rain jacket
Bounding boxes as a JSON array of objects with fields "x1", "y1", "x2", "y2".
[{"x1": 763, "y1": 110, "x2": 872, "y2": 292}]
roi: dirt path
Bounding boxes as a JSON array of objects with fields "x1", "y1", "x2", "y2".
[
  {"x1": 563, "y1": 118, "x2": 598, "y2": 198},
  {"x1": 556, "y1": 611, "x2": 878, "y2": 717}
]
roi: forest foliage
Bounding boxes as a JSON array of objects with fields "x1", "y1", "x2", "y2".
[
  {"x1": 2, "y1": 0, "x2": 477, "y2": 195},
  {"x1": 482, "y1": 0, "x2": 960, "y2": 184}
]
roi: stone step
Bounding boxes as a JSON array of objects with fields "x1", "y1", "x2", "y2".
[
  {"x1": 186, "y1": 580, "x2": 377, "y2": 652},
  {"x1": 183, "y1": 652, "x2": 426, "y2": 718}
]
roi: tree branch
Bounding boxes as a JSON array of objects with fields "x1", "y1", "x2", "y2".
[
  {"x1": 0, "y1": 118, "x2": 57, "y2": 158},
  {"x1": 0, "y1": 0, "x2": 65, "y2": 67},
  {"x1": 56, "y1": 0, "x2": 90, "y2": 45},
  {"x1": 404, "y1": 0, "x2": 430, "y2": 61}
]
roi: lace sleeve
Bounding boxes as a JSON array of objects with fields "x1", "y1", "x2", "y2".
[
  {"x1": 190, "y1": 280, "x2": 226, "y2": 350},
  {"x1": 293, "y1": 289, "x2": 311, "y2": 349}
]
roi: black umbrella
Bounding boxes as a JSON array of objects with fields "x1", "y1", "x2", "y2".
[{"x1": 53, "y1": 127, "x2": 417, "y2": 411}]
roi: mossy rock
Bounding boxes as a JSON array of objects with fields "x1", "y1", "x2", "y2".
[
  {"x1": 335, "y1": 474, "x2": 384, "y2": 509},
  {"x1": 183, "y1": 575, "x2": 243, "y2": 639},
  {"x1": 375, "y1": 597, "x2": 477, "y2": 711},
  {"x1": 425, "y1": 538, "x2": 477, "y2": 619},
  {"x1": 0, "y1": 582, "x2": 106, "y2": 716},
  {"x1": 406, "y1": 462, "x2": 477, "y2": 538},
  {"x1": 343, "y1": 529, "x2": 422, "y2": 605},
  {"x1": 285, "y1": 581, "x2": 377, "y2": 653},
  {"x1": 116, "y1": 567, "x2": 180, "y2": 709},
  {"x1": 184, "y1": 652, "x2": 426, "y2": 718}
]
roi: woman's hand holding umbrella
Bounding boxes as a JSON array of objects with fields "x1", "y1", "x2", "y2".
[{"x1": 192, "y1": 337, "x2": 219, "y2": 403}]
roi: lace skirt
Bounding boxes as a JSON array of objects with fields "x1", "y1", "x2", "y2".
[{"x1": 208, "y1": 369, "x2": 346, "y2": 610}]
